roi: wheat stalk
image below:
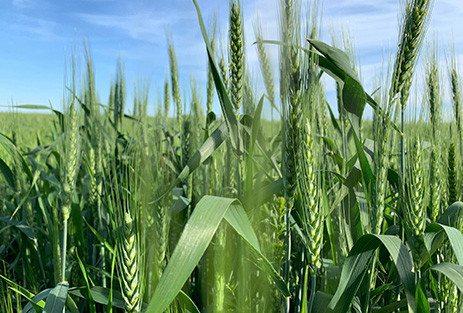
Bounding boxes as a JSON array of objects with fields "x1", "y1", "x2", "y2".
[
  {"x1": 254, "y1": 22, "x2": 275, "y2": 112},
  {"x1": 425, "y1": 43, "x2": 442, "y2": 221},
  {"x1": 390, "y1": 0, "x2": 433, "y2": 108},
  {"x1": 372, "y1": 114, "x2": 391, "y2": 234},
  {"x1": 168, "y1": 39, "x2": 182, "y2": 127},
  {"x1": 448, "y1": 142, "x2": 457, "y2": 205},
  {"x1": 279, "y1": 0, "x2": 302, "y2": 310},
  {"x1": 111, "y1": 160, "x2": 145, "y2": 313},
  {"x1": 164, "y1": 75, "x2": 170, "y2": 117},
  {"x1": 390, "y1": 0, "x2": 433, "y2": 180},
  {"x1": 120, "y1": 211, "x2": 141, "y2": 313},
  {"x1": 229, "y1": 0, "x2": 244, "y2": 112},
  {"x1": 449, "y1": 43, "x2": 463, "y2": 168},
  {"x1": 405, "y1": 137, "x2": 427, "y2": 266},
  {"x1": 113, "y1": 60, "x2": 126, "y2": 131},
  {"x1": 61, "y1": 65, "x2": 82, "y2": 281},
  {"x1": 299, "y1": 121, "x2": 322, "y2": 271}
]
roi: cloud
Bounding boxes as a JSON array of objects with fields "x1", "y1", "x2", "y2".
[
  {"x1": 12, "y1": 0, "x2": 35, "y2": 9},
  {"x1": 78, "y1": 11, "x2": 191, "y2": 43},
  {"x1": 11, "y1": 14, "x2": 59, "y2": 40}
]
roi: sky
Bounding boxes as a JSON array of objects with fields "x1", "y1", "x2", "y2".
[{"x1": 1, "y1": 0, "x2": 463, "y2": 119}]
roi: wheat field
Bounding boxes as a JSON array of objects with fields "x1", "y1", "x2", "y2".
[{"x1": 1, "y1": 0, "x2": 463, "y2": 312}]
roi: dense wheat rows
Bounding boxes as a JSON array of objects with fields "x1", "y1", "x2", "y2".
[{"x1": 2, "y1": 0, "x2": 463, "y2": 312}]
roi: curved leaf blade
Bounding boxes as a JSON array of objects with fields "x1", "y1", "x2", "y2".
[
  {"x1": 325, "y1": 234, "x2": 415, "y2": 313},
  {"x1": 416, "y1": 262, "x2": 463, "y2": 312},
  {"x1": 307, "y1": 39, "x2": 360, "y2": 83},
  {"x1": 0, "y1": 157, "x2": 15, "y2": 191},
  {"x1": 177, "y1": 290, "x2": 201, "y2": 313},
  {"x1": 424, "y1": 223, "x2": 463, "y2": 265},
  {"x1": 146, "y1": 196, "x2": 289, "y2": 313}
]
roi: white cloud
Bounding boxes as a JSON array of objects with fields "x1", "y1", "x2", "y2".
[
  {"x1": 78, "y1": 12, "x2": 173, "y2": 42},
  {"x1": 11, "y1": 14, "x2": 59, "y2": 40},
  {"x1": 12, "y1": 0, "x2": 35, "y2": 9}
]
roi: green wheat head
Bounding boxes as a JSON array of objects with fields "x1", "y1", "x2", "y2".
[
  {"x1": 229, "y1": 0, "x2": 244, "y2": 112},
  {"x1": 390, "y1": 0, "x2": 433, "y2": 110},
  {"x1": 298, "y1": 121, "x2": 323, "y2": 271},
  {"x1": 168, "y1": 39, "x2": 182, "y2": 127}
]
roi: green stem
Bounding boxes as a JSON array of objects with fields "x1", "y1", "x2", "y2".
[
  {"x1": 61, "y1": 216, "x2": 68, "y2": 282},
  {"x1": 284, "y1": 201, "x2": 291, "y2": 313},
  {"x1": 308, "y1": 270, "x2": 316, "y2": 313},
  {"x1": 400, "y1": 109, "x2": 405, "y2": 180}
]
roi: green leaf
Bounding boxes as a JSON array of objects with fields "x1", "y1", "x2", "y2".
[
  {"x1": 145, "y1": 196, "x2": 233, "y2": 313},
  {"x1": 428, "y1": 263, "x2": 463, "y2": 293},
  {"x1": 0, "y1": 133, "x2": 33, "y2": 181},
  {"x1": 306, "y1": 40, "x2": 401, "y2": 134},
  {"x1": 11, "y1": 169, "x2": 41, "y2": 219},
  {"x1": 416, "y1": 263, "x2": 463, "y2": 312},
  {"x1": 107, "y1": 243, "x2": 117, "y2": 313},
  {"x1": 171, "y1": 188, "x2": 191, "y2": 215},
  {"x1": 350, "y1": 119, "x2": 374, "y2": 209},
  {"x1": 43, "y1": 282, "x2": 69, "y2": 313},
  {"x1": 387, "y1": 168, "x2": 400, "y2": 191},
  {"x1": 344, "y1": 166, "x2": 361, "y2": 189},
  {"x1": 0, "y1": 217, "x2": 36, "y2": 241},
  {"x1": 342, "y1": 77, "x2": 366, "y2": 118},
  {"x1": 307, "y1": 39, "x2": 366, "y2": 120},
  {"x1": 9, "y1": 104, "x2": 52, "y2": 110},
  {"x1": 243, "y1": 178, "x2": 284, "y2": 209},
  {"x1": 177, "y1": 290, "x2": 201, "y2": 313},
  {"x1": 373, "y1": 299, "x2": 407, "y2": 313},
  {"x1": 415, "y1": 275, "x2": 430, "y2": 313},
  {"x1": 223, "y1": 200, "x2": 289, "y2": 295},
  {"x1": 13, "y1": 287, "x2": 46, "y2": 313},
  {"x1": 145, "y1": 196, "x2": 289, "y2": 313},
  {"x1": 173, "y1": 122, "x2": 229, "y2": 189},
  {"x1": 326, "y1": 101, "x2": 342, "y2": 135},
  {"x1": 65, "y1": 296, "x2": 80, "y2": 313},
  {"x1": 312, "y1": 292, "x2": 333, "y2": 313},
  {"x1": 424, "y1": 223, "x2": 463, "y2": 265},
  {"x1": 83, "y1": 218, "x2": 115, "y2": 255},
  {"x1": 0, "y1": 157, "x2": 15, "y2": 191},
  {"x1": 438, "y1": 202, "x2": 463, "y2": 227},
  {"x1": 68, "y1": 286, "x2": 125, "y2": 309},
  {"x1": 245, "y1": 96, "x2": 264, "y2": 196},
  {"x1": 76, "y1": 252, "x2": 96, "y2": 313},
  {"x1": 0, "y1": 274, "x2": 37, "y2": 300},
  {"x1": 307, "y1": 39, "x2": 360, "y2": 83},
  {"x1": 325, "y1": 234, "x2": 415, "y2": 313}
]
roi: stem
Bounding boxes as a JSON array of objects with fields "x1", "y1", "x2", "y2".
[
  {"x1": 295, "y1": 244, "x2": 305, "y2": 312},
  {"x1": 284, "y1": 201, "x2": 291, "y2": 313},
  {"x1": 98, "y1": 204, "x2": 106, "y2": 288},
  {"x1": 400, "y1": 109, "x2": 405, "y2": 179},
  {"x1": 61, "y1": 216, "x2": 68, "y2": 282},
  {"x1": 308, "y1": 269, "x2": 317, "y2": 313},
  {"x1": 271, "y1": 106, "x2": 274, "y2": 137}
]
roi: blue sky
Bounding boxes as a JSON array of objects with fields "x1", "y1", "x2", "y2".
[{"x1": 2, "y1": 0, "x2": 463, "y2": 118}]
